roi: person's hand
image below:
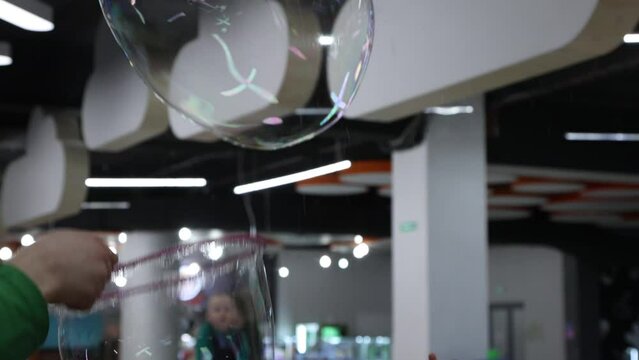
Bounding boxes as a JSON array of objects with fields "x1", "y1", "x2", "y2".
[{"x1": 9, "y1": 230, "x2": 118, "y2": 310}]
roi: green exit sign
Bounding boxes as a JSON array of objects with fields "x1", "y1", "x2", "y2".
[{"x1": 399, "y1": 221, "x2": 417, "y2": 233}]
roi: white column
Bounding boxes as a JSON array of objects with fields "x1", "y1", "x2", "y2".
[
  {"x1": 120, "y1": 232, "x2": 179, "y2": 360},
  {"x1": 392, "y1": 98, "x2": 488, "y2": 359}
]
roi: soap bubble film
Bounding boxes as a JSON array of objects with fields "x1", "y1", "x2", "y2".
[
  {"x1": 99, "y1": 0, "x2": 374, "y2": 149},
  {"x1": 58, "y1": 234, "x2": 274, "y2": 360}
]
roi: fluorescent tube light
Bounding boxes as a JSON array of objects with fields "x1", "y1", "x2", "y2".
[
  {"x1": 425, "y1": 106, "x2": 474, "y2": 116},
  {"x1": 85, "y1": 178, "x2": 207, "y2": 188},
  {"x1": 294, "y1": 108, "x2": 333, "y2": 116},
  {"x1": 0, "y1": 0, "x2": 54, "y2": 32},
  {"x1": 0, "y1": 42, "x2": 11, "y2": 66},
  {"x1": 624, "y1": 33, "x2": 639, "y2": 44},
  {"x1": 565, "y1": 132, "x2": 639, "y2": 142},
  {"x1": 81, "y1": 201, "x2": 131, "y2": 210},
  {"x1": 233, "y1": 160, "x2": 352, "y2": 195}
]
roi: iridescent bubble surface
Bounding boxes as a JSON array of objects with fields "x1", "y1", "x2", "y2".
[
  {"x1": 58, "y1": 234, "x2": 273, "y2": 359},
  {"x1": 99, "y1": 0, "x2": 374, "y2": 149}
]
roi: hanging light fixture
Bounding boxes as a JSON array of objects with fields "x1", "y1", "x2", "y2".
[
  {"x1": 296, "y1": 174, "x2": 367, "y2": 196},
  {"x1": 0, "y1": 0, "x2": 54, "y2": 32},
  {"x1": 339, "y1": 160, "x2": 391, "y2": 186},
  {"x1": 512, "y1": 177, "x2": 585, "y2": 194},
  {"x1": 0, "y1": 42, "x2": 12, "y2": 66}
]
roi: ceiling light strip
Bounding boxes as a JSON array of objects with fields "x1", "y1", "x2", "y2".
[
  {"x1": 234, "y1": 160, "x2": 352, "y2": 195},
  {"x1": 85, "y1": 178, "x2": 207, "y2": 188},
  {"x1": 424, "y1": 106, "x2": 474, "y2": 116},
  {"x1": 81, "y1": 202, "x2": 131, "y2": 210},
  {"x1": 565, "y1": 132, "x2": 639, "y2": 142},
  {"x1": 624, "y1": 33, "x2": 639, "y2": 44},
  {"x1": 0, "y1": 0, "x2": 54, "y2": 32}
]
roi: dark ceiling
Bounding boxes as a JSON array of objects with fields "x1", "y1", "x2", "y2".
[
  {"x1": 1, "y1": 0, "x2": 639, "y2": 246},
  {"x1": 488, "y1": 39, "x2": 639, "y2": 174}
]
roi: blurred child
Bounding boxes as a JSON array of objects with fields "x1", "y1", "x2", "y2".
[{"x1": 196, "y1": 293, "x2": 252, "y2": 360}]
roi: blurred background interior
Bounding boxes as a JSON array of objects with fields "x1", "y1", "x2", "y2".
[{"x1": 2, "y1": 0, "x2": 639, "y2": 359}]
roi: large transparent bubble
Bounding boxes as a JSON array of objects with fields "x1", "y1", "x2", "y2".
[
  {"x1": 58, "y1": 234, "x2": 274, "y2": 360},
  {"x1": 98, "y1": 0, "x2": 374, "y2": 149}
]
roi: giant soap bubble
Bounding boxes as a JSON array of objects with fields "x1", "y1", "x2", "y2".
[
  {"x1": 99, "y1": 0, "x2": 374, "y2": 149},
  {"x1": 58, "y1": 234, "x2": 274, "y2": 359}
]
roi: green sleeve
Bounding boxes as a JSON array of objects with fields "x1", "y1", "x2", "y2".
[
  {"x1": 0, "y1": 263, "x2": 49, "y2": 360},
  {"x1": 196, "y1": 324, "x2": 213, "y2": 360}
]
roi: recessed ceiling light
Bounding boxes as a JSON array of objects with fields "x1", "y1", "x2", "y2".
[
  {"x1": 278, "y1": 267, "x2": 290, "y2": 278},
  {"x1": 319, "y1": 255, "x2": 332, "y2": 269},
  {"x1": 0, "y1": 42, "x2": 12, "y2": 67},
  {"x1": 178, "y1": 227, "x2": 192, "y2": 241},
  {"x1": 353, "y1": 243, "x2": 369, "y2": 259},
  {"x1": 318, "y1": 35, "x2": 335, "y2": 46},
  {"x1": 20, "y1": 234, "x2": 35, "y2": 246},
  {"x1": 0, "y1": 0, "x2": 54, "y2": 32},
  {"x1": 0, "y1": 247, "x2": 12, "y2": 261},
  {"x1": 113, "y1": 274, "x2": 127, "y2": 288}
]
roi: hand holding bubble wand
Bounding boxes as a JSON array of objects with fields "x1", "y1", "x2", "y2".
[{"x1": 57, "y1": 233, "x2": 275, "y2": 360}]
